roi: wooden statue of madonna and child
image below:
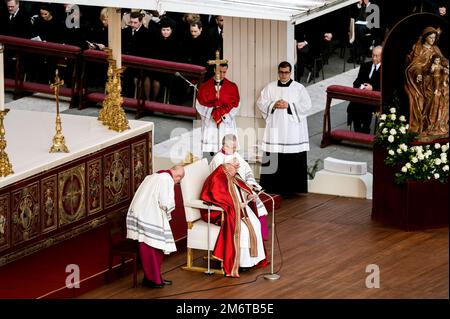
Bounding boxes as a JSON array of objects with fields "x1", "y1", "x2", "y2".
[{"x1": 372, "y1": 12, "x2": 449, "y2": 231}]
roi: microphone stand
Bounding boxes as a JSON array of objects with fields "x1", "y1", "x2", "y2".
[
  {"x1": 204, "y1": 202, "x2": 215, "y2": 275},
  {"x1": 175, "y1": 72, "x2": 198, "y2": 107},
  {"x1": 261, "y1": 191, "x2": 280, "y2": 280},
  {"x1": 175, "y1": 72, "x2": 198, "y2": 92}
]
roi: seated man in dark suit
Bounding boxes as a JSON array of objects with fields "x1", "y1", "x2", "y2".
[{"x1": 347, "y1": 45, "x2": 382, "y2": 133}]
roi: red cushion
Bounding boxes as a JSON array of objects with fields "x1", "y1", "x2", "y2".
[
  {"x1": 0, "y1": 35, "x2": 81, "y2": 54},
  {"x1": 20, "y1": 82, "x2": 72, "y2": 97},
  {"x1": 330, "y1": 129, "x2": 374, "y2": 144},
  {"x1": 327, "y1": 84, "x2": 381, "y2": 99},
  {"x1": 85, "y1": 92, "x2": 197, "y2": 117}
]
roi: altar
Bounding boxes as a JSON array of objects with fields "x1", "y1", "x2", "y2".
[{"x1": 0, "y1": 109, "x2": 153, "y2": 298}]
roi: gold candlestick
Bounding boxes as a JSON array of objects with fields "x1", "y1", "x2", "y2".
[
  {"x1": 49, "y1": 69, "x2": 69, "y2": 153},
  {"x1": 99, "y1": 48, "x2": 129, "y2": 132},
  {"x1": 0, "y1": 109, "x2": 13, "y2": 177}
]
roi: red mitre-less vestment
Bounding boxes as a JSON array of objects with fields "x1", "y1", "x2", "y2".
[
  {"x1": 197, "y1": 78, "x2": 240, "y2": 125},
  {"x1": 200, "y1": 165, "x2": 266, "y2": 277}
]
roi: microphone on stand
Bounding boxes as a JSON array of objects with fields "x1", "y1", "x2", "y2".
[
  {"x1": 261, "y1": 190, "x2": 280, "y2": 281},
  {"x1": 175, "y1": 71, "x2": 198, "y2": 91}
]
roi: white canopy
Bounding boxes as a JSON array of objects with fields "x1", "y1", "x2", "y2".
[{"x1": 25, "y1": 0, "x2": 358, "y2": 24}]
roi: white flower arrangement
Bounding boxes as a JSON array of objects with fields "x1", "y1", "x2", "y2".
[{"x1": 375, "y1": 107, "x2": 449, "y2": 184}]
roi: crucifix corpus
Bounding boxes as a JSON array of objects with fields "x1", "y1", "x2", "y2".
[
  {"x1": 207, "y1": 50, "x2": 228, "y2": 100},
  {"x1": 49, "y1": 69, "x2": 69, "y2": 153}
]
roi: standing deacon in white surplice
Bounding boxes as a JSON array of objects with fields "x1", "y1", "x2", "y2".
[
  {"x1": 126, "y1": 165, "x2": 184, "y2": 288},
  {"x1": 209, "y1": 134, "x2": 269, "y2": 240},
  {"x1": 256, "y1": 61, "x2": 312, "y2": 198}
]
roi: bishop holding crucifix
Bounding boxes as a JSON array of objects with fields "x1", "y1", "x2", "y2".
[{"x1": 196, "y1": 51, "x2": 240, "y2": 161}]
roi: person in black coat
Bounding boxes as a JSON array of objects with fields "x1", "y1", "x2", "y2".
[
  {"x1": 347, "y1": 45, "x2": 382, "y2": 133},
  {"x1": 1, "y1": 0, "x2": 32, "y2": 38}
]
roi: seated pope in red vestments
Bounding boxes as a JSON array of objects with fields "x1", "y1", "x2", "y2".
[{"x1": 200, "y1": 163, "x2": 268, "y2": 277}]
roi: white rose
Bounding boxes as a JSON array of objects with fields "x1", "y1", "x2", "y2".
[
  {"x1": 405, "y1": 163, "x2": 411, "y2": 169},
  {"x1": 390, "y1": 107, "x2": 396, "y2": 114},
  {"x1": 380, "y1": 114, "x2": 387, "y2": 121},
  {"x1": 399, "y1": 127, "x2": 406, "y2": 134},
  {"x1": 435, "y1": 158, "x2": 442, "y2": 165},
  {"x1": 434, "y1": 173, "x2": 440, "y2": 179},
  {"x1": 400, "y1": 143, "x2": 408, "y2": 151},
  {"x1": 390, "y1": 128, "x2": 397, "y2": 135},
  {"x1": 435, "y1": 143, "x2": 441, "y2": 149},
  {"x1": 388, "y1": 135, "x2": 395, "y2": 143},
  {"x1": 418, "y1": 154, "x2": 425, "y2": 160},
  {"x1": 405, "y1": 124, "x2": 410, "y2": 129},
  {"x1": 388, "y1": 149, "x2": 395, "y2": 156},
  {"x1": 401, "y1": 166, "x2": 407, "y2": 173},
  {"x1": 442, "y1": 144, "x2": 449, "y2": 152},
  {"x1": 390, "y1": 114, "x2": 397, "y2": 121},
  {"x1": 426, "y1": 150, "x2": 432, "y2": 156},
  {"x1": 382, "y1": 128, "x2": 388, "y2": 134},
  {"x1": 379, "y1": 122, "x2": 384, "y2": 127},
  {"x1": 399, "y1": 115, "x2": 406, "y2": 122},
  {"x1": 412, "y1": 157, "x2": 418, "y2": 163},
  {"x1": 397, "y1": 148, "x2": 402, "y2": 154},
  {"x1": 443, "y1": 165, "x2": 449, "y2": 172},
  {"x1": 442, "y1": 158, "x2": 448, "y2": 164}
]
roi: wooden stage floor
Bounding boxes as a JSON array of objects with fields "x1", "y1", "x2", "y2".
[{"x1": 78, "y1": 193, "x2": 449, "y2": 299}]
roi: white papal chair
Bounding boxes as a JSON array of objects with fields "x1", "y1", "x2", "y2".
[{"x1": 180, "y1": 158, "x2": 224, "y2": 275}]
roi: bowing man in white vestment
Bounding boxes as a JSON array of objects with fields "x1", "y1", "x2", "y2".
[
  {"x1": 209, "y1": 134, "x2": 269, "y2": 240},
  {"x1": 256, "y1": 61, "x2": 312, "y2": 198},
  {"x1": 126, "y1": 165, "x2": 185, "y2": 288}
]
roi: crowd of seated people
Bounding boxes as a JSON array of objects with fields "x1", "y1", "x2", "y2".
[
  {"x1": 0, "y1": 1, "x2": 225, "y2": 104},
  {"x1": 294, "y1": 0, "x2": 448, "y2": 82},
  {"x1": 1, "y1": 0, "x2": 447, "y2": 97}
]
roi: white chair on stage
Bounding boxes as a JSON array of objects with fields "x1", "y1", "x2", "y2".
[{"x1": 180, "y1": 158, "x2": 224, "y2": 275}]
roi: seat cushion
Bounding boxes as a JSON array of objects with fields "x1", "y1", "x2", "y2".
[{"x1": 187, "y1": 220, "x2": 221, "y2": 251}]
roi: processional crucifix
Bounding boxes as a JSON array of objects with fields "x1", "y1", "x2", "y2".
[
  {"x1": 49, "y1": 69, "x2": 69, "y2": 153},
  {"x1": 207, "y1": 50, "x2": 228, "y2": 150},
  {"x1": 207, "y1": 50, "x2": 228, "y2": 100}
]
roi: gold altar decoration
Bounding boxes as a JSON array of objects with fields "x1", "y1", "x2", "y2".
[
  {"x1": 0, "y1": 109, "x2": 13, "y2": 177},
  {"x1": 49, "y1": 69, "x2": 69, "y2": 153},
  {"x1": 99, "y1": 48, "x2": 129, "y2": 132}
]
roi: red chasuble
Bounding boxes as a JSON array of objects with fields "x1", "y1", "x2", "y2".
[
  {"x1": 200, "y1": 165, "x2": 267, "y2": 277},
  {"x1": 197, "y1": 78, "x2": 240, "y2": 125}
]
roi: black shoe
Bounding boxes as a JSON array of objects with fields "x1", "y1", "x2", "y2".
[
  {"x1": 239, "y1": 267, "x2": 252, "y2": 273},
  {"x1": 142, "y1": 277, "x2": 164, "y2": 288},
  {"x1": 163, "y1": 279, "x2": 172, "y2": 285}
]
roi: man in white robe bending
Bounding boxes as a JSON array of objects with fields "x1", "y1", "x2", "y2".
[
  {"x1": 126, "y1": 165, "x2": 185, "y2": 288},
  {"x1": 256, "y1": 61, "x2": 312, "y2": 197},
  {"x1": 209, "y1": 134, "x2": 269, "y2": 240}
]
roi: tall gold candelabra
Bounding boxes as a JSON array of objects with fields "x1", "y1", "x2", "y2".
[
  {"x1": 0, "y1": 109, "x2": 13, "y2": 177},
  {"x1": 99, "y1": 48, "x2": 129, "y2": 132},
  {"x1": 49, "y1": 69, "x2": 69, "y2": 153}
]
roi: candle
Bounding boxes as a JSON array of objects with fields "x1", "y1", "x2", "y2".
[{"x1": 0, "y1": 43, "x2": 4, "y2": 111}]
